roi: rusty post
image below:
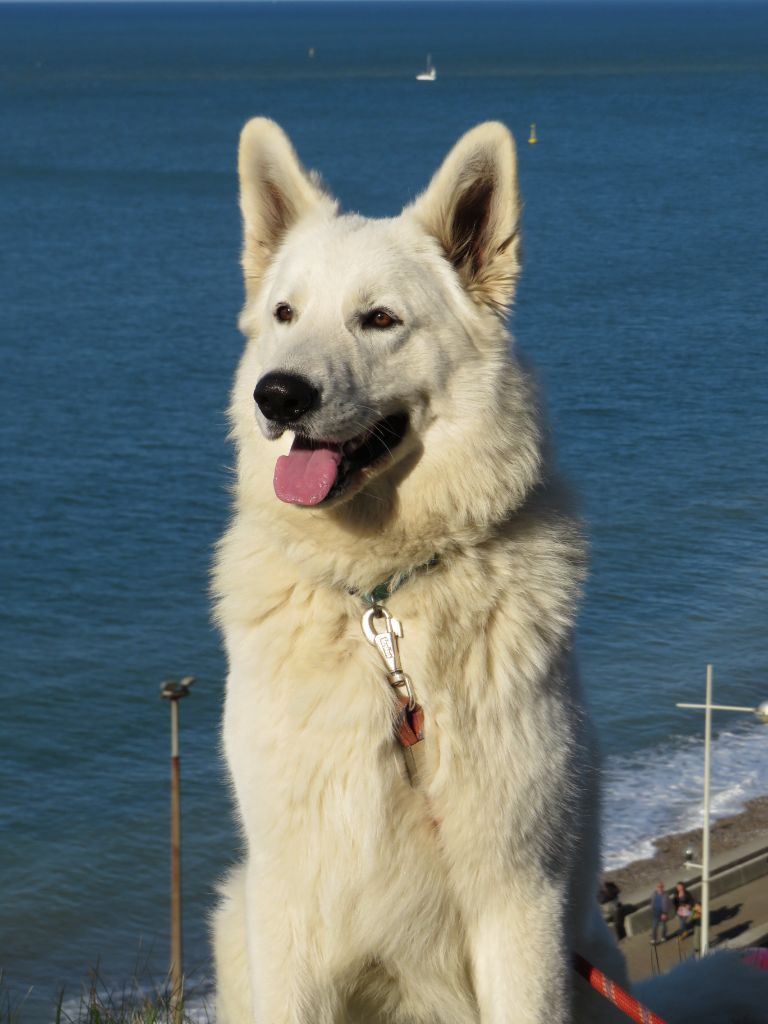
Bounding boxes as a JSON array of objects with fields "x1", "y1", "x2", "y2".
[{"x1": 161, "y1": 676, "x2": 194, "y2": 1024}]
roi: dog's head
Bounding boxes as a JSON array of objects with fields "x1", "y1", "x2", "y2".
[{"x1": 230, "y1": 120, "x2": 541, "y2": 563}]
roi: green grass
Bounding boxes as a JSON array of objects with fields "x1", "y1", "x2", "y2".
[{"x1": 1, "y1": 968, "x2": 210, "y2": 1024}]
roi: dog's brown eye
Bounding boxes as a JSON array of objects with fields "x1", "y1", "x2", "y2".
[
  {"x1": 275, "y1": 303, "x2": 294, "y2": 323},
  {"x1": 364, "y1": 309, "x2": 398, "y2": 330}
]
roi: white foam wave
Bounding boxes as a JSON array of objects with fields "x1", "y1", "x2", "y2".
[{"x1": 602, "y1": 720, "x2": 768, "y2": 870}]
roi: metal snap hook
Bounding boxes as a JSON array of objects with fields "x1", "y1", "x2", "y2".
[{"x1": 361, "y1": 604, "x2": 416, "y2": 710}]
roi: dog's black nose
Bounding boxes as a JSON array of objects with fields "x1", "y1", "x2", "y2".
[{"x1": 253, "y1": 372, "x2": 319, "y2": 424}]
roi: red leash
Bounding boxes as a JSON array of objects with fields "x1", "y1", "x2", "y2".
[
  {"x1": 573, "y1": 954, "x2": 668, "y2": 1024},
  {"x1": 574, "y1": 946, "x2": 768, "y2": 1023}
]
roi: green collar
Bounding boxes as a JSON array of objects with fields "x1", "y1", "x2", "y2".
[{"x1": 350, "y1": 555, "x2": 440, "y2": 605}]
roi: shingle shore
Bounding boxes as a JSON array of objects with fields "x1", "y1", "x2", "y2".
[{"x1": 603, "y1": 795, "x2": 768, "y2": 894}]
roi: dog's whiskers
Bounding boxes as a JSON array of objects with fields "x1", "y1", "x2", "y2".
[{"x1": 367, "y1": 424, "x2": 396, "y2": 461}]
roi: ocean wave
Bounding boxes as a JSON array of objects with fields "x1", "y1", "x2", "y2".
[{"x1": 602, "y1": 719, "x2": 768, "y2": 870}]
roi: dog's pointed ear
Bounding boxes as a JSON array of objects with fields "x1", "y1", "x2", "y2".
[
  {"x1": 408, "y1": 122, "x2": 522, "y2": 314},
  {"x1": 238, "y1": 118, "x2": 336, "y2": 297}
]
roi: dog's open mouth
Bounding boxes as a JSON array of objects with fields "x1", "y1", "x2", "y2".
[{"x1": 273, "y1": 413, "x2": 409, "y2": 507}]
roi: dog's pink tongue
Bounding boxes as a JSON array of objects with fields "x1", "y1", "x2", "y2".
[{"x1": 274, "y1": 439, "x2": 343, "y2": 506}]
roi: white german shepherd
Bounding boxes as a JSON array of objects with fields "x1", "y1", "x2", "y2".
[{"x1": 212, "y1": 119, "x2": 767, "y2": 1023}]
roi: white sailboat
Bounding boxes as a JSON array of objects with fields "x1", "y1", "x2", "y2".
[{"x1": 416, "y1": 55, "x2": 436, "y2": 82}]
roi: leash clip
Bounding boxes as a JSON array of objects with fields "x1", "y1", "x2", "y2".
[{"x1": 361, "y1": 605, "x2": 416, "y2": 709}]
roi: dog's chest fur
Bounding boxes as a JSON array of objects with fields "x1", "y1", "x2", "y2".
[{"x1": 220, "y1": 511, "x2": 585, "y2": 906}]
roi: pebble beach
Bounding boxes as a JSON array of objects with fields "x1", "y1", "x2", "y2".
[{"x1": 603, "y1": 796, "x2": 768, "y2": 896}]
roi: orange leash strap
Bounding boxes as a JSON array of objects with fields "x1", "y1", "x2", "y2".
[{"x1": 573, "y1": 954, "x2": 668, "y2": 1024}]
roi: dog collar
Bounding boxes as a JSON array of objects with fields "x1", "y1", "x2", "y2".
[{"x1": 349, "y1": 555, "x2": 440, "y2": 605}]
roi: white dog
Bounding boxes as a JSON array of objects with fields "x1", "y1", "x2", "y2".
[{"x1": 212, "y1": 119, "x2": 768, "y2": 1024}]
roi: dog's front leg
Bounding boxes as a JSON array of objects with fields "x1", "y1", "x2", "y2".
[
  {"x1": 245, "y1": 863, "x2": 340, "y2": 1024},
  {"x1": 467, "y1": 878, "x2": 570, "y2": 1024},
  {"x1": 436, "y1": 733, "x2": 574, "y2": 1024}
]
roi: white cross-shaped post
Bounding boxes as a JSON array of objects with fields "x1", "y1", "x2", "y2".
[{"x1": 676, "y1": 664, "x2": 768, "y2": 955}]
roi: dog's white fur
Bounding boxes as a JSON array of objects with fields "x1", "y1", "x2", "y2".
[{"x1": 212, "y1": 119, "x2": 768, "y2": 1023}]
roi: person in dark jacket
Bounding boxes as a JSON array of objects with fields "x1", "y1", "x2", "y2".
[
  {"x1": 673, "y1": 880, "x2": 695, "y2": 937},
  {"x1": 651, "y1": 881, "x2": 672, "y2": 944},
  {"x1": 599, "y1": 880, "x2": 626, "y2": 941}
]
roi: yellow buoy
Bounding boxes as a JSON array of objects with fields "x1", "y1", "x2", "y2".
[{"x1": 528, "y1": 123, "x2": 537, "y2": 145}]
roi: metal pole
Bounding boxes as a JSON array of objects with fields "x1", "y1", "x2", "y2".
[
  {"x1": 701, "y1": 664, "x2": 713, "y2": 955},
  {"x1": 170, "y1": 698, "x2": 183, "y2": 1021},
  {"x1": 677, "y1": 703, "x2": 757, "y2": 713},
  {"x1": 161, "y1": 677, "x2": 194, "y2": 1024}
]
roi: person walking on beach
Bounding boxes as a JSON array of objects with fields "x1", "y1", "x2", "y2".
[
  {"x1": 651, "y1": 881, "x2": 672, "y2": 944},
  {"x1": 673, "y1": 880, "x2": 694, "y2": 937}
]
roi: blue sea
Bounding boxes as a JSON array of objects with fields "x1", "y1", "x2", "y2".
[{"x1": 1, "y1": 1, "x2": 767, "y2": 1017}]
